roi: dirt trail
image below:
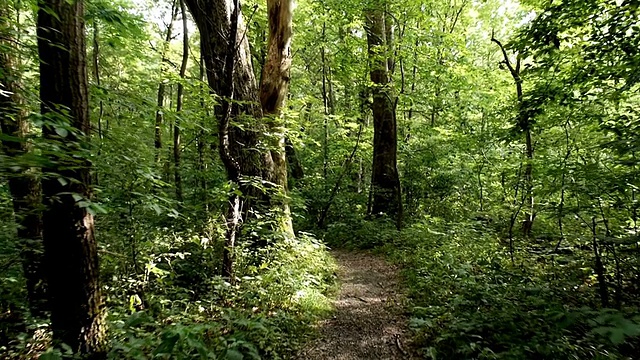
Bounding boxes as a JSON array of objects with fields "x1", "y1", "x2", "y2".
[{"x1": 298, "y1": 250, "x2": 414, "y2": 360}]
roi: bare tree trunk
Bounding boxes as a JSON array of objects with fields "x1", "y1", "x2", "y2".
[
  {"x1": 92, "y1": 22, "x2": 103, "y2": 142},
  {"x1": 259, "y1": 0, "x2": 293, "y2": 114},
  {"x1": 155, "y1": 1, "x2": 178, "y2": 164},
  {"x1": 37, "y1": 0, "x2": 107, "y2": 355},
  {"x1": 492, "y1": 34, "x2": 534, "y2": 237},
  {"x1": 0, "y1": 1, "x2": 46, "y2": 318},
  {"x1": 197, "y1": 54, "x2": 209, "y2": 211},
  {"x1": 364, "y1": 2, "x2": 402, "y2": 224},
  {"x1": 259, "y1": 0, "x2": 295, "y2": 236},
  {"x1": 174, "y1": 0, "x2": 188, "y2": 203}
]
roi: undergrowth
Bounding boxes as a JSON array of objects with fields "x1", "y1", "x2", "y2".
[
  {"x1": 105, "y1": 231, "x2": 337, "y2": 360},
  {"x1": 4, "y1": 225, "x2": 337, "y2": 360}
]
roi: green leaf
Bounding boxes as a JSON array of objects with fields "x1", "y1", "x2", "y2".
[
  {"x1": 55, "y1": 127, "x2": 69, "y2": 137},
  {"x1": 153, "y1": 332, "x2": 180, "y2": 355},
  {"x1": 225, "y1": 349, "x2": 244, "y2": 360},
  {"x1": 610, "y1": 329, "x2": 626, "y2": 345},
  {"x1": 39, "y1": 351, "x2": 62, "y2": 360}
]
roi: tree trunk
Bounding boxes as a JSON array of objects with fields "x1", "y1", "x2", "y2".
[
  {"x1": 0, "y1": 1, "x2": 46, "y2": 317},
  {"x1": 185, "y1": 0, "x2": 267, "y2": 183},
  {"x1": 364, "y1": 3, "x2": 403, "y2": 221},
  {"x1": 492, "y1": 34, "x2": 534, "y2": 237},
  {"x1": 155, "y1": 1, "x2": 179, "y2": 164},
  {"x1": 259, "y1": 0, "x2": 295, "y2": 236},
  {"x1": 185, "y1": 0, "x2": 269, "y2": 279},
  {"x1": 37, "y1": 0, "x2": 107, "y2": 355},
  {"x1": 186, "y1": 0, "x2": 294, "y2": 216},
  {"x1": 174, "y1": 0, "x2": 188, "y2": 203}
]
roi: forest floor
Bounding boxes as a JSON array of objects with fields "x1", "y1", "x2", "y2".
[{"x1": 298, "y1": 250, "x2": 415, "y2": 359}]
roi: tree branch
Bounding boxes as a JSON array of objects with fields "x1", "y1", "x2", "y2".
[{"x1": 490, "y1": 30, "x2": 518, "y2": 79}]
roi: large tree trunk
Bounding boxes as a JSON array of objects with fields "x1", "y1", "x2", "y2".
[
  {"x1": 185, "y1": 0, "x2": 268, "y2": 185},
  {"x1": 185, "y1": 0, "x2": 294, "y2": 215},
  {"x1": 37, "y1": 0, "x2": 107, "y2": 356},
  {"x1": 0, "y1": 0, "x2": 46, "y2": 317},
  {"x1": 185, "y1": 0, "x2": 271, "y2": 279},
  {"x1": 364, "y1": 3, "x2": 403, "y2": 222},
  {"x1": 185, "y1": 0, "x2": 297, "y2": 277},
  {"x1": 259, "y1": 0, "x2": 294, "y2": 236}
]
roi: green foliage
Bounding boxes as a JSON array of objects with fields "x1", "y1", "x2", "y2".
[
  {"x1": 377, "y1": 219, "x2": 640, "y2": 359},
  {"x1": 105, "y1": 230, "x2": 336, "y2": 360}
]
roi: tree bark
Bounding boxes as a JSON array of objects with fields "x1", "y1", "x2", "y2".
[
  {"x1": 0, "y1": 0, "x2": 46, "y2": 318},
  {"x1": 185, "y1": 0, "x2": 294, "y2": 227},
  {"x1": 364, "y1": 2, "x2": 403, "y2": 222},
  {"x1": 259, "y1": 0, "x2": 295, "y2": 236},
  {"x1": 185, "y1": 0, "x2": 267, "y2": 183},
  {"x1": 37, "y1": 0, "x2": 107, "y2": 355}
]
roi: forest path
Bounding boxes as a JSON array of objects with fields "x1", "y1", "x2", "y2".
[{"x1": 298, "y1": 250, "x2": 415, "y2": 359}]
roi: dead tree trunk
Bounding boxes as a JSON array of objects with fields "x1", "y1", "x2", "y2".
[
  {"x1": 37, "y1": 0, "x2": 107, "y2": 355},
  {"x1": 364, "y1": 2, "x2": 403, "y2": 224},
  {"x1": 259, "y1": 0, "x2": 295, "y2": 236}
]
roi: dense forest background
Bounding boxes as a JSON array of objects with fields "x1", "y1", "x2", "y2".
[{"x1": 1, "y1": 0, "x2": 640, "y2": 358}]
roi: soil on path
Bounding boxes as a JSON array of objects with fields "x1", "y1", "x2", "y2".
[{"x1": 298, "y1": 250, "x2": 415, "y2": 360}]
